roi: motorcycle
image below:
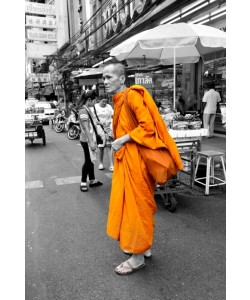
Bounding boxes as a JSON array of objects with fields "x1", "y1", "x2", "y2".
[
  {"x1": 66, "y1": 108, "x2": 81, "y2": 140},
  {"x1": 54, "y1": 111, "x2": 66, "y2": 133}
]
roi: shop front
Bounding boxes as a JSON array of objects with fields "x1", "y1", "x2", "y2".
[{"x1": 203, "y1": 56, "x2": 226, "y2": 133}]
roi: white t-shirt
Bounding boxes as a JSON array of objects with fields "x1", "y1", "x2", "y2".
[
  {"x1": 93, "y1": 103, "x2": 114, "y2": 145},
  {"x1": 93, "y1": 103, "x2": 114, "y2": 124},
  {"x1": 202, "y1": 89, "x2": 221, "y2": 114}
]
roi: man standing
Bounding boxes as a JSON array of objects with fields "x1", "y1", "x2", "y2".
[
  {"x1": 202, "y1": 82, "x2": 221, "y2": 137},
  {"x1": 102, "y1": 63, "x2": 183, "y2": 275}
]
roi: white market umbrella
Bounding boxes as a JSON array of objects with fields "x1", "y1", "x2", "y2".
[
  {"x1": 110, "y1": 22, "x2": 226, "y2": 108},
  {"x1": 74, "y1": 67, "x2": 104, "y2": 78}
]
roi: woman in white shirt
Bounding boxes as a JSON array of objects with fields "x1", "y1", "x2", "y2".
[{"x1": 93, "y1": 98, "x2": 114, "y2": 172}]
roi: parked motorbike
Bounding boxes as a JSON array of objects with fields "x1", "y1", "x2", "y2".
[
  {"x1": 67, "y1": 122, "x2": 81, "y2": 140},
  {"x1": 54, "y1": 111, "x2": 66, "y2": 133},
  {"x1": 65, "y1": 108, "x2": 80, "y2": 140}
]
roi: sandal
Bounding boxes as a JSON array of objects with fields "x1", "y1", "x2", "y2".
[
  {"x1": 115, "y1": 260, "x2": 145, "y2": 275},
  {"x1": 80, "y1": 185, "x2": 88, "y2": 192},
  {"x1": 89, "y1": 180, "x2": 103, "y2": 187}
]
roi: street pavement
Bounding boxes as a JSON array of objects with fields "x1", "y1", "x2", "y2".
[{"x1": 25, "y1": 126, "x2": 226, "y2": 300}]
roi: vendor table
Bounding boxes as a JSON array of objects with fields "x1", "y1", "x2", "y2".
[{"x1": 154, "y1": 129, "x2": 208, "y2": 212}]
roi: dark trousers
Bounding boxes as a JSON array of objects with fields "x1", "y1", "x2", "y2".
[{"x1": 80, "y1": 141, "x2": 95, "y2": 182}]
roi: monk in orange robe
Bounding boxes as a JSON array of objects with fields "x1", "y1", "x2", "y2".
[{"x1": 102, "y1": 63, "x2": 183, "y2": 275}]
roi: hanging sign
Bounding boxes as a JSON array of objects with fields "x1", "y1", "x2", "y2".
[
  {"x1": 135, "y1": 73, "x2": 153, "y2": 88},
  {"x1": 25, "y1": 2, "x2": 56, "y2": 16},
  {"x1": 29, "y1": 73, "x2": 51, "y2": 83},
  {"x1": 26, "y1": 16, "x2": 56, "y2": 29},
  {"x1": 27, "y1": 29, "x2": 57, "y2": 42}
]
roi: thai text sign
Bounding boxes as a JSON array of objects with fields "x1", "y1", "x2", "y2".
[
  {"x1": 25, "y1": 2, "x2": 56, "y2": 16},
  {"x1": 30, "y1": 73, "x2": 50, "y2": 83},
  {"x1": 26, "y1": 16, "x2": 56, "y2": 29},
  {"x1": 27, "y1": 30, "x2": 57, "y2": 42},
  {"x1": 135, "y1": 73, "x2": 153, "y2": 88}
]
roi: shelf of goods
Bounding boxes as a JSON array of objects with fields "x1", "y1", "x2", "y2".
[
  {"x1": 169, "y1": 128, "x2": 208, "y2": 152},
  {"x1": 169, "y1": 128, "x2": 208, "y2": 139},
  {"x1": 154, "y1": 128, "x2": 209, "y2": 213}
]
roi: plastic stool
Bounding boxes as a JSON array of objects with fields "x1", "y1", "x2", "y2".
[{"x1": 194, "y1": 150, "x2": 226, "y2": 195}]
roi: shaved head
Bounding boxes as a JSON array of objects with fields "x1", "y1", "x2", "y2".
[
  {"x1": 103, "y1": 63, "x2": 126, "y2": 77},
  {"x1": 102, "y1": 63, "x2": 127, "y2": 95}
]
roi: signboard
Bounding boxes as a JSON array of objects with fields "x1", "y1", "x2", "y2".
[
  {"x1": 25, "y1": 2, "x2": 56, "y2": 16},
  {"x1": 29, "y1": 73, "x2": 51, "y2": 83},
  {"x1": 26, "y1": 16, "x2": 56, "y2": 29},
  {"x1": 102, "y1": 0, "x2": 150, "y2": 39},
  {"x1": 27, "y1": 29, "x2": 57, "y2": 42},
  {"x1": 135, "y1": 73, "x2": 153, "y2": 88}
]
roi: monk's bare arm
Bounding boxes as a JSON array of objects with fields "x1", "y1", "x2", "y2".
[{"x1": 111, "y1": 134, "x2": 132, "y2": 152}]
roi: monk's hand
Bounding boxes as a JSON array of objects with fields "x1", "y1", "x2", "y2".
[
  {"x1": 111, "y1": 139, "x2": 123, "y2": 152},
  {"x1": 111, "y1": 134, "x2": 132, "y2": 152}
]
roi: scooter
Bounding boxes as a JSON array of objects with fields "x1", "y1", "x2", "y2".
[
  {"x1": 54, "y1": 111, "x2": 66, "y2": 133},
  {"x1": 66, "y1": 108, "x2": 81, "y2": 140}
]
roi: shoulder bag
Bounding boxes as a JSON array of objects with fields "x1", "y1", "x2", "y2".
[
  {"x1": 93, "y1": 105, "x2": 114, "y2": 139},
  {"x1": 123, "y1": 89, "x2": 178, "y2": 185},
  {"x1": 85, "y1": 109, "x2": 104, "y2": 146}
]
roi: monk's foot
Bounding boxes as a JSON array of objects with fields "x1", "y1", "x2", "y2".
[
  {"x1": 115, "y1": 256, "x2": 145, "y2": 275},
  {"x1": 143, "y1": 248, "x2": 152, "y2": 258},
  {"x1": 129, "y1": 254, "x2": 145, "y2": 268},
  {"x1": 122, "y1": 249, "x2": 152, "y2": 258}
]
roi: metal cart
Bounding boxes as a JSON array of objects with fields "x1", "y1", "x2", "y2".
[
  {"x1": 25, "y1": 117, "x2": 46, "y2": 146},
  {"x1": 154, "y1": 129, "x2": 208, "y2": 212}
]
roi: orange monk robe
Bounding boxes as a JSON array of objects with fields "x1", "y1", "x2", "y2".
[{"x1": 107, "y1": 85, "x2": 183, "y2": 254}]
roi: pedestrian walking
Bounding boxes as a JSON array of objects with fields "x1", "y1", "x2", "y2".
[
  {"x1": 93, "y1": 98, "x2": 114, "y2": 172},
  {"x1": 78, "y1": 90, "x2": 103, "y2": 192},
  {"x1": 102, "y1": 63, "x2": 183, "y2": 275},
  {"x1": 202, "y1": 82, "x2": 221, "y2": 137}
]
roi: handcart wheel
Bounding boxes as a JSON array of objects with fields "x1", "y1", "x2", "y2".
[
  {"x1": 166, "y1": 193, "x2": 177, "y2": 212},
  {"x1": 42, "y1": 129, "x2": 46, "y2": 146},
  {"x1": 159, "y1": 193, "x2": 177, "y2": 213}
]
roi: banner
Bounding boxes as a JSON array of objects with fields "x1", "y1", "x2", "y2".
[
  {"x1": 27, "y1": 29, "x2": 57, "y2": 42},
  {"x1": 25, "y1": 2, "x2": 56, "y2": 16},
  {"x1": 26, "y1": 15, "x2": 56, "y2": 29},
  {"x1": 29, "y1": 73, "x2": 51, "y2": 83}
]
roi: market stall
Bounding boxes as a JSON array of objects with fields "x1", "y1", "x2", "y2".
[{"x1": 154, "y1": 110, "x2": 208, "y2": 212}]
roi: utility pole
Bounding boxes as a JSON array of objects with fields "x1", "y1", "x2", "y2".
[{"x1": 62, "y1": 70, "x2": 70, "y2": 116}]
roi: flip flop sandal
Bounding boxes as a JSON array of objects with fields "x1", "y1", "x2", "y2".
[
  {"x1": 89, "y1": 180, "x2": 103, "y2": 187},
  {"x1": 80, "y1": 185, "x2": 88, "y2": 192},
  {"x1": 115, "y1": 260, "x2": 145, "y2": 275}
]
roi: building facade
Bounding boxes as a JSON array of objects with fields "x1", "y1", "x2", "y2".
[
  {"x1": 25, "y1": 0, "x2": 88, "y2": 100},
  {"x1": 44, "y1": 0, "x2": 226, "y2": 130}
]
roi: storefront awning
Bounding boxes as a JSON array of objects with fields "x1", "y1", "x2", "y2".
[{"x1": 73, "y1": 67, "x2": 104, "y2": 78}]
